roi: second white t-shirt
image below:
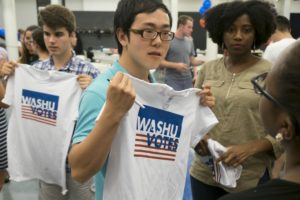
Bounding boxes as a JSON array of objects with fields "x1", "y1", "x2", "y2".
[{"x1": 2, "y1": 64, "x2": 82, "y2": 194}]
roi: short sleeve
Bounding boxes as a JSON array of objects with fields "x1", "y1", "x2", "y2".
[
  {"x1": 195, "y1": 64, "x2": 206, "y2": 89},
  {"x1": 72, "y1": 91, "x2": 105, "y2": 144}
]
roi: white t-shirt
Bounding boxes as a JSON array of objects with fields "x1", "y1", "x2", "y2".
[
  {"x1": 2, "y1": 64, "x2": 82, "y2": 194},
  {"x1": 263, "y1": 38, "x2": 296, "y2": 64},
  {"x1": 102, "y1": 75, "x2": 218, "y2": 200}
]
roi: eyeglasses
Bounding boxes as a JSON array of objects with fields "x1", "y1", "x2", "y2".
[
  {"x1": 251, "y1": 72, "x2": 282, "y2": 107},
  {"x1": 252, "y1": 72, "x2": 300, "y2": 133},
  {"x1": 129, "y1": 29, "x2": 175, "y2": 41}
]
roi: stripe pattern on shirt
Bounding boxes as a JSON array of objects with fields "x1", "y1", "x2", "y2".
[{"x1": 0, "y1": 108, "x2": 8, "y2": 169}]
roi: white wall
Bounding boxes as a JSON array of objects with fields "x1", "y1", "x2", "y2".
[
  {"x1": 65, "y1": 0, "x2": 83, "y2": 11},
  {"x1": 82, "y1": 0, "x2": 119, "y2": 11},
  {"x1": 65, "y1": 0, "x2": 214, "y2": 12},
  {"x1": 0, "y1": 0, "x2": 37, "y2": 29},
  {"x1": 1, "y1": 0, "x2": 300, "y2": 34},
  {"x1": 16, "y1": 0, "x2": 38, "y2": 29},
  {"x1": 0, "y1": 1, "x2": 3, "y2": 27},
  {"x1": 290, "y1": 1, "x2": 300, "y2": 13}
]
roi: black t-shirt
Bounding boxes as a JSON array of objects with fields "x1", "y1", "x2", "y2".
[{"x1": 219, "y1": 179, "x2": 300, "y2": 200}]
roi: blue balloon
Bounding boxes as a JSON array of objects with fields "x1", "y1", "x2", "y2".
[
  {"x1": 199, "y1": 0, "x2": 211, "y2": 16},
  {"x1": 204, "y1": 0, "x2": 211, "y2": 8},
  {"x1": 199, "y1": 7, "x2": 206, "y2": 15},
  {"x1": 0, "y1": 27, "x2": 5, "y2": 38}
]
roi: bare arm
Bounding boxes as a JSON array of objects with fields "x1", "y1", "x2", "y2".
[
  {"x1": 68, "y1": 72, "x2": 135, "y2": 183},
  {"x1": 272, "y1": 153, "x2": 285, "y2": 178},
  {"x1": 217, "y1": 138, "x2": 273, "y2": 167},
  {"x1": 190, "y1": 56, "x2": 205, "y2": 67},
  {"x1": 0, "y1": 81, "x2": 8, "y2": 108},
  {"x1": 190, "y1": 56, "x2": 205, "y2": 83},
  {"x1": 160, "y1": 59, "x2": 188, "y2": 73}
]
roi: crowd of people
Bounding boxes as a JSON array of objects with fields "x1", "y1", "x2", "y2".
[{"x1": 0, "y1": 0, "x2": 299, "y2": 199}]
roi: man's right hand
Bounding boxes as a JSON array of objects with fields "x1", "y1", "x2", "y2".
[
  {"x1": 0, "y1": 61, "x2": 18, "y2": 77},
  {"x1": 105, "y1": 72, "x2": 136, "y2": 120}
]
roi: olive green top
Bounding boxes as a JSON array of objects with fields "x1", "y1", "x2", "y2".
[{"x1": 191, "y1": 57, "x2": 283, "y2": 192}]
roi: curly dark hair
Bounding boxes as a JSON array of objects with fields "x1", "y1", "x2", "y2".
[{"x1": 204, "y1": 0, "x2": 276, "y2": 48}]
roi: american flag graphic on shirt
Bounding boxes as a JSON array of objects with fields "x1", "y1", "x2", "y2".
[
  {"x1": 134, "y1": 105, "x2": 183, "y2": 161},
  {"x1": 21, "y1": 89, "x2": 59, "y2": 126}
]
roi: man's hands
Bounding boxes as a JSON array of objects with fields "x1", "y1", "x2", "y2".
[
  {"x1": 0, "y1": 61, "x2": 18, "y2": 77},
  {"x1": 175, "y1": 63, "x2": 189, "y2": 73},
  {"x1": 77, "y1": 74, "x2": 93, "y2": 89},
  {"x1": 105, "y1": 72, "x2": 135, "y2": 120}
]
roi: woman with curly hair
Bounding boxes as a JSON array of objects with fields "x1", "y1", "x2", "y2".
[{"x1": 190, "y1": 1, "x2": 283, "y2": 199}]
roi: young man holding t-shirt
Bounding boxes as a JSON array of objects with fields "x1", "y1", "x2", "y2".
[{"x1": 68, "y1": 0, "x2": 215, "y2": 199}]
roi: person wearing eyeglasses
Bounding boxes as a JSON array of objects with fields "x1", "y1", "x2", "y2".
[
  {"x1": 190, "y1": 1, "x2": 283, "y2": 200},
  {"x1": 219, "y1": 39, "x2": 300, "y2": 200},
  {"x1": 68, "y1": 0, "x2": 215, "y2": 199},
  {"x1": 158, "y1": 15, "x2": 205, "y2": 89}
]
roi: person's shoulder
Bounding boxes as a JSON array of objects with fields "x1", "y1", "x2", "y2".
[
  {"x1": 265, "y1": 41, "x2": 277, "y2": 49},
  {"x1": 276, "y1": 38, "x2": 296, "y2": 44},
  {"x1": 202, "y1": 57, "x2": 224, "y2": 69},
  {"x1": 74, "y1": 56, "x2": 95, "y2": 68},
  {"x1": 85, "y1": 67, "x2": 116, "y2": 95},
  {"x1": 73, "y1": 56, "x2": 100, "y2": 76},
  {"x1": 32, "y1": 58, "x2": 50, "y2": 69},
  {"x1": 254, "y1": 58, "x2": 272, "y2": 70},
  {"x1": 265, "y1": 38, "x2": 296, "y2": 51}
]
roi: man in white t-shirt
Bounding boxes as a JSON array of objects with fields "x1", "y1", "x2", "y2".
[{"x1": 263, "y1": 15, "x2": 296, "y2": 64}]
